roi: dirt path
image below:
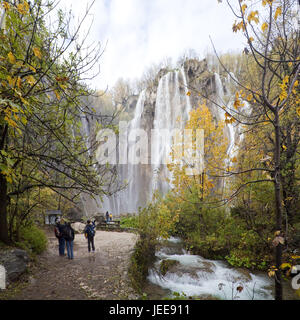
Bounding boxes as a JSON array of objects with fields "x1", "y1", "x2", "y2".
[{"x1": 11, "y1": 230, "x2": 139, "y2": 300}]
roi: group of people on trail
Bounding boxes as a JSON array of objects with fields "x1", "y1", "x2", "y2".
[{"x1": 54, "y1": 217, "x2": 96, "y2": 259}]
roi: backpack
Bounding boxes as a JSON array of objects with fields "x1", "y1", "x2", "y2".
[
  {"x1": 62, "y1": 224, "x2": 73, "y2": 240},
  {"x1": 85, "y1": 224, "x2": 95, "y2": 237},
  {"x1": 54, "y1": 226, "x2": 60, "y2": 238}
]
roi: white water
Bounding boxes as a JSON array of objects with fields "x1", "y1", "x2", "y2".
[{"x1": 148, "y1": 238, "x2": 274, "y2": 300}]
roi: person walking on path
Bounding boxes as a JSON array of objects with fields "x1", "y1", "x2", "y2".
[
  {"x1": 84, "y1": 220, "x2": 96, "y2": 253},
  {"x1": 105, "y1": 211, "x2": 109, "y2": 223},
  {"x1": 54, "y1": 217, "x2": 65, "y2": 256},
  {"x1": 63, "y1": 222, "x2": 75, "y2": 260}
]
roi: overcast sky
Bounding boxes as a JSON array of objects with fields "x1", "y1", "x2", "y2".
[{"x1": 57, "y1": 0, "x2": 245, "y2": 90}]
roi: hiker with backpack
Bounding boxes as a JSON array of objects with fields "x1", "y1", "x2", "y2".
[
  {"x1": 62, "y1": 222, "x2": 75, "y2": 260},
  {"x1": 54, "y1": 217, "x2": 65, "y2": 256},
  {"x1": 84, "y1": 220, "x2": 96, "y2": 253}
]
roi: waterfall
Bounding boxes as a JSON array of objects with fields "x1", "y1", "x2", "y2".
[
  {"x1": 150, "y1": 69, "x2": 192, "y2": 196},
  {"x1": 181, "y1": 67, "x2": 192, "y2": 120},
  {"x1": 82, "y1": 65, "x2": 246, "y2": 216},
  {"x1": 127, "y1": 89, "x2": 147, "y2": 212},
  {"x1": 214, "y1": 72, "x2": 238, "y2": 160},
  {"x1": 99, "y1": 64, "x2": 249, "y2": 216},
  {"x1": 99, "y1": 68, "x2": 192, "y2": 215},
  {"x1": 79, "y1": 110, "x2": 103, "y2": 217},
  {"x1": 101, "y1": 89, "x2": 147, "y2": 214}
]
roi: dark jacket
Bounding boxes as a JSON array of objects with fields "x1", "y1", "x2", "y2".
[
  {"x1": 62, "y1": 223, "x2": 75, "y2": 241},
  {"x1": 55, "y1": 223, "x2": 63, "y2": 239},
  {"x1": 84, "y1": 223, "x2": 95, "y2": 238}
]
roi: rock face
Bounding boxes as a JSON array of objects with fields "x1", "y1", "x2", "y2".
[{"x1": 0, "y1": 249, "x2": 29, "y2": 283}]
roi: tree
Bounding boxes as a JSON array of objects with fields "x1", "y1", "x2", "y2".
[
  {"x1": 0, "y1": 1, "x2": 120, "y2": 244},
  {"x1": 167, "y1": 104, "x2": 228, "y2": 224},
  {"x1": 211, "y1": 0, "x2": 300, "y2": 300}
]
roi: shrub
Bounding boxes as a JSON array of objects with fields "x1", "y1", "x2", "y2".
[
  {"x1": 16, "y1": 224, "x2": 48, "y2": 255},
  {"x1": 128, "y1": 238, "x2": 156, "y2": 293},
  {"x1": 120, "y1": 216, "x2": 139, "y2": 229}
]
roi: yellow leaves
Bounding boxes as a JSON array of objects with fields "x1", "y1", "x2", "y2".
[
  {"x1": 280, "y1": 263, "x2": 291, "y2": 270},
  {"x1": 247, "y1": 11, "x2": 259, "y2": 24},
  {"x1": 279, "y1": 76, "x2": 289, "y2": 101},
  {"x1": 58, "y1": 83, "x2": 67, "y2": 91},
  {"x1": 246, "y1": 93, "x2": 253, "y2": 102},
  {"x1": 16, "y1": 77, "x2": 21, "y2": 89},
  {"x1": 17, "y1": 1, "x2": 29, "y2": 15},
  {"x1": 8, "y1": 52, "x2": 16, "y2": 64},
  {"x1": 262, "y1": 0, "x2": 274, "y2": 6},
  {"x1": 7, "y1": 75, "x2": 14, "y2": 87},
  {"x1": 279, "y1": 90, "x2": 287, "y2": 101},
  {"x1": 26, "y1": 75, "x2": 36, "y2": 86},
  {"x1": 20, "y1": 116, "x2": 27, "y2": 126},
  {"x1": 4, "y1": 115, "x2": 18, "y2": 128},
  {"x1": 225, "y1": 112, "x2": 236, "y2": 124},
  {"x1": 249, "y1": 37, "x2": 254, "y2": 43},
  {"x1": 282, "y1": 145, "x2": 287, "y2": 151},
  {"x1": 261, "y1": 22, "x2": 268, "y2": 33},
  {"x1": 231, "y1": 156, "x2": 238, "y2": 163},
  {"x1": 292, "y1": 80, "x2": 299, "y2": 95},
  {"x1": 233, "y1": 97, "x2": 244, "y2": 110},
  {"x1": 268, "y1": 264, "x2": 278, "y2": 278},
  {"x1": 6, "y1": 75, "x2": 21, "y2": 88},
  {"x1": 274, "y1": 6, "x2": 282, "y2": 20},
  {"x1": 232, "y1": 20, "x2": 246, "y2": 33},
  {"x1": 186, "y1": 91, "x2": 191, "y2": 96},
  {"x1": 206, "y1": 180, "x2": 215, "y2": 189},
  {"x1": 297, "y1": 107, "x2": 300, "y2": 117},
  {"x1": 33, "y1": 47, "x2": 42, "y2": 59},
  {"x1": 19, "y1": 95, "x2": 29, "y2": 106},
  {"x1": 241, "y1": 4, "x2": 247, "y2": 14},
  {"x1": 54, "y1": 90, "x2": 61, "y2": 100},
  {"x1": 268, "y1": 270, "x2": 276, "y2": 277},
  {"x1": 225, "y1": 112, "x2": 231, "y2": 119},
  {"x1": 282, "y1": 75, "x2": 289, "y2": 85},
  {"x1": 28, "y1": 65, "x2": 36, "y2": 73},
  {"x1": 2, "y1": 2, "x2": 10, "y2": 10}
]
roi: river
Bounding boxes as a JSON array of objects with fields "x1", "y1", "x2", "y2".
[{"x1": 144, "y1": 237, "x2": 297, "y2": 300}]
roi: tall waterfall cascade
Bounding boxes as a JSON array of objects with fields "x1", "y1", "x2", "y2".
[{"x1": 82, "y1": 59, "x2": 246, "y2": 216}]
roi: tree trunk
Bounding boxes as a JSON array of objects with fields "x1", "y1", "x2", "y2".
[
  {"x1": 274, "y1": 110, "x2": 283, "y2": 300},
  {"x1": 0, "y1": 172, "x2": 9, "y2": 244}
]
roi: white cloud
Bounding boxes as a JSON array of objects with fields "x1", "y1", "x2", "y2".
[{"x1": 57, "y1": 0, "x2": 246, "y2": 90}]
